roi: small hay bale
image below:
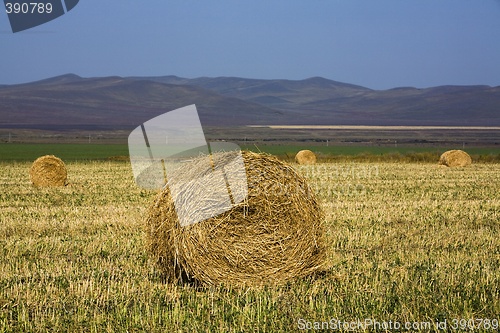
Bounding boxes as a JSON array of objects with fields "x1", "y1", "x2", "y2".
[
  {"x1": 295, "y1": 149, "x2": 317, "y2": 165},
  {"x1": 438, "y1": 150, "x2": 472, "y2": 167},
  {"x1": 146, "y1": 151, "x2": 326, "y2": 287},
  {"x1": 29, "y1": 155, "x2": 68, "y2": 187}
]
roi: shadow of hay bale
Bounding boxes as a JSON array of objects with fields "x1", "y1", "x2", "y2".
[
  {"x1": 29, "y1": 155, "x2": 68, "y2": 187},
  {"x1": 146, "y1": 151, "x2": 327, "y2": 287},
  {"x1": 295, "y1": 150, "x2": 317, "y2": 165},
  {"x1": 439, "y1": 150, "x2": 472, "y2": 167}
]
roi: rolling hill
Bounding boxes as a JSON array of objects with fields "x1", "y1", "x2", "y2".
[
  {"x1": 1, "y1": 74, "x2": 499, "y2": 130},
  {"x1": 0, "y1": 74, "x2": 283, "y2": 130}
]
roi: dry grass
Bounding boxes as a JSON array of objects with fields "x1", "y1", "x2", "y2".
[
  {"x1": 146, "y1": 151, "x2": 326, "y2": 286},
  {"x1": 439, "y1": 149, "x2": 472, "y2": 167},
  {"x1": 295, "y1": 150, "x2": 317, "y2": 165},
  {"x1": 29, "y1": 155, "x2": 68, "y2": 187},
  {"x1": 0, "y1": 159, "x2": 499, "y2": 332}
]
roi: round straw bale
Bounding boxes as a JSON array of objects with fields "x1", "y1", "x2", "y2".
[
  {"x1": 295, "y1": 149, "x2": 317, "y2": 165},
  {"x1": 29, "y1": 155, "x2": 68, "y2": 187},
  {"x1": 438, "y1": 150, "x2": 472, "y2": 167},
  {"x1": 146, "y1": 151, "x2": 326, "y2": 287}
]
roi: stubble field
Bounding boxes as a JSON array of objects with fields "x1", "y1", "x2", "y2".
[{"x1": 1, "y1": 158, "x2": 499, "y2": 332}]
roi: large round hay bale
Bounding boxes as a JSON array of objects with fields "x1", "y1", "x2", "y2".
[
  {"x1": 438, "y1": 150, "x2": 472, "y2": 167},
  {"x1": 146, "y1": 151, "x2": 326, "y2": 287},
  {"x1": 29, "y1": 155, "x2": 68, "y2": 187},
  {"x1": 295, "y1": 149, "x2": 317, "y2": 165}
]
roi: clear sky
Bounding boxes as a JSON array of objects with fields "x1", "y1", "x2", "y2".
[{"x1": 1, "y1": 0, "x2": 500, "y2": 89}]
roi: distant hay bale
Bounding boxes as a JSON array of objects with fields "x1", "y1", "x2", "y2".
[
  {"x1": 146, "y1": 151, "x2": 326, "y2": 287},
  {"x1": 295, "y1": 150, "x2": 317, "y2": 165},
  {"x1": 438, "y1": 150, "x2": 472, "y2": 167},
  {"x1": 29, "y1": 155, "x2": 68, "y2": 187}
]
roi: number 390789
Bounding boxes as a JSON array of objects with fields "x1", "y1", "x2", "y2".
[{"x1": 5, "y1": 2, "x2": 53, "y2": 14}]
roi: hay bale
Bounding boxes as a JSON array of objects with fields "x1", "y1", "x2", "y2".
[
  {"x1": 295, "y1": 149, "x2": 317, "y2": 165},
  {"x1": 146, "y1": 151, "x2": 326, "y2": 287},
  {"x1": 438, "y1": 150, "x2": 472, "y2": 167},
  {"x1": 29, "y1": 155, "x2": 68, "y2": 187}
]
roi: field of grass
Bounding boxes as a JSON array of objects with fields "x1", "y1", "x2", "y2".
[
  {"x1": 0, "y1": 144, "x2": 130, "y2": 161},
  {"x1": 1, "y1": 158, "x2": 499, "y2": 331},
  {"x1": 1, "y1": 143, "x2": 499, "y2": 163},
  {"x1": 241, "y1": 145, "x2": 500, "y2": 163}
]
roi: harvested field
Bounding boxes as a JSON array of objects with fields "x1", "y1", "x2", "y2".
[{"x1": 0, "y1": 159, "x2": 499, "y2": 331}]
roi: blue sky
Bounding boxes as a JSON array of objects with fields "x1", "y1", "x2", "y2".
[{"x1": 1, "y1": 0, "x2": 500, "y2": 89}]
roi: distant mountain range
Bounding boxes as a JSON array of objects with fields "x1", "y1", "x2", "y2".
[{"x1": 1, "y1": 73, "x2": 499, "y2": 130}]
